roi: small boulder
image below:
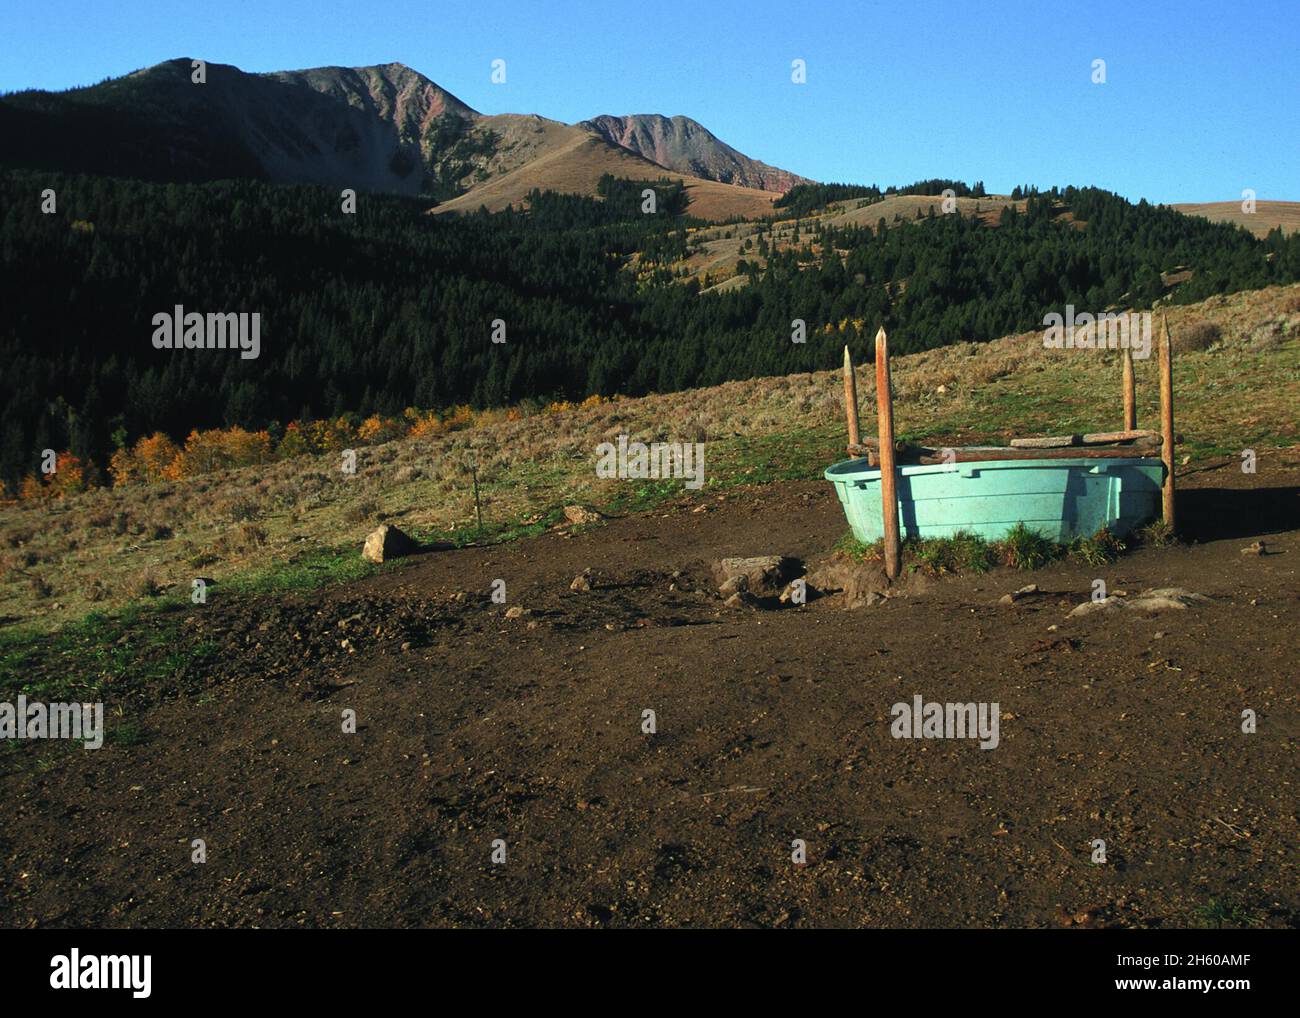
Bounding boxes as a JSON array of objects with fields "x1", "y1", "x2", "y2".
[
  {"x1": 778, "y1": 581, "x2": 804, "y2": 604},
  {"x1": 1068, "y1": 596, "x2": 1123, "y2": 617},
  {"x1": 563, "y1": 505, "x2": 604, "y2": 526},
  {"x1": 362, "y1": 524, "x2": 417, "y2": 564},
  {"x1": 804, "y1": 555, "x2": 894, "y2": 609},
  {"x1": 713, "y1": 556, "x2": 797, "y2": 597},
  {"x1": 718, "y1": 574, "x2": 748, "y2": 598},
  {"x1": 999, "y1": 583, "x2": 1040, "y2": 606},
  {"x1": 1126, "y1": 588, "x2": 1211, "y2": 612},
  {"x1": 1069, "y1": 587, "x2": 1210, "y2": 616}
]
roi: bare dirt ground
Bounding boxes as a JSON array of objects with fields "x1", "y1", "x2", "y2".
[{"x1": 2, "y1": 458, "x2": 1297, "y2": 928}]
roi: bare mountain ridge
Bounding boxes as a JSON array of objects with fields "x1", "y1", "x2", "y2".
[
  {"x1": 579, "y1": 113, "x2": 808, "y2": 193},
  {"x1": 0, "y1": 59, "x2": 805, "y2": 216},
  {"x1": 0, "y1": 58, "x2": 467, "y2": 193}
]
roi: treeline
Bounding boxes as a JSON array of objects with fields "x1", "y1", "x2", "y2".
[
  {"x1": 524, "y1": 173, "x2": 692, "y2": 229},
  {"x1": 2, "y1": 170, "x2": 1297, "y2": 492},
  {"x1": 775, "y1": 182, "x2": 880, "y2": 216},
  {"x1": 775, "y1": 178, "x2": 989, "y2": 216}
]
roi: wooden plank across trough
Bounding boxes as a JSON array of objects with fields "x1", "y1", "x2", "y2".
[
  {"x1": 850, "y1": 433, "x2": 1175, "y2": 462},
  {"x1": 848, "y1": 441, "x2": 1160, "y2": 464},
  {"x1": 1008, "y1": 429, "x2": 1173, "y2": 449}
]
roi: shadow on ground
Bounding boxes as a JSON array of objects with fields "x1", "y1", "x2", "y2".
[{"x1": 1178, "y1": 485, "x2": 1300, "y2": 542}]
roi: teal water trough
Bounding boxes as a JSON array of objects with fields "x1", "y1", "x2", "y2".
[{"x1": 824, "y1": 455, "x2": 1165, "y2": 544}]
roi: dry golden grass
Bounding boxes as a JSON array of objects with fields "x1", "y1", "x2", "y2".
[
  {"x1": 2, "y1": 283, "x2": 1297, "y2": 631},
  {"x1": 431, "y1": 128, "x2": 778, "y2": 221},
  {"x1": 823, "y1": 193, "x2": 1022, "y2": 229},
  {"x1": 1172, "y1": 200, "x2": 1300, "y2": 238},
  {"x1": 675, "y1": 195, "x2": 1023, "y2": 289}
]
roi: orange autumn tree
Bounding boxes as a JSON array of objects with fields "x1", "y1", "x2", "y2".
[
  {"x1": 48, "y1": 453, "x2": 89, "y2": 496},
  {"x1": 306, "y1": 417, "x2": 356, "y2": 453},
  {"x1": 404, "y1": 407, "x2": 443, "y2": 440},
  {"x1": 164, "y1": 427, "x2": 273, "y2": 479},
  {"x1": 358, "y1": 415, "x2": 404, "y2": 444},
  {"x1": 108, "y1": 446, "x2": 139, "y2": 486},
  {"x1": 109, "y1": 432, "x2": 181, "y2": 486},
  {"x1": 18, "y1": 451, "x2": 89, "y2": 498},
  {"x1": 276, "y1": 421, "x2": 313, "y2": 458},
  {"x1": 19, "y1": 473, "x2": 50, "y2": 500}
]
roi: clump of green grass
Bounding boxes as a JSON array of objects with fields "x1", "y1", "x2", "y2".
[
  {"x1": 223, "y1": 543, "x2": 381, "y2": 596},
  {"x1": 0, "y1": 604, "x2": 219, "y2": 702},
  {"x1": 603, "y1": 478, "x2": 688, "y2": 515},
  {"x1": 105, "y1": 720, "x2": 151, "y2": 748},
  {"x1": 910, "y1": 530, "x2": 994, "y2": 574},
  {"x1": 833, "y1": 531, "x2": 878, "y2": 562},
  {"x1": 995, "y1": 523, "x2": 1059, "y2": 570},
  {"x1": 1196, "y1": 897, "x2": 1262, "y2": 929},
  {"x1": 1135, "y1": 518, "x2": 1176, "y2": 548},
  {"x1": 1067, "y1": 528, "x2": 1126, "y2": 566},
  {"x1": 835, "y1": 524, "x2": 1126, "y2": 575}
]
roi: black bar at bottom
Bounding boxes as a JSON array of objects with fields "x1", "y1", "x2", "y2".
[{"x1": 0, "y1": 927, "x2": 1290, "y2": 1004}]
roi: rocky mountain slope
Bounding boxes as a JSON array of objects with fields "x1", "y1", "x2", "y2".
[{"x1": 579, "y1": 113, "x2": 807, "y2": 193}]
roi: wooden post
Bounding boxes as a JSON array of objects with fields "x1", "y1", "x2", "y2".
[
  {"x1": 1122, "y1": 348, "x2": 1136, "y2": 431},
  {"x1": 875, "y1": 327, "x2": 901, "y2": 579},
  {"x1": 1159, "y1": 314, "x2": 1176, "y2": 530},
  {"x1": 842, "y1": 345, "x2": 860, "y2": 449}
]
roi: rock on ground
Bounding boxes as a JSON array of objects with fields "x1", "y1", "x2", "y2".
[
  {"x1": 563, "y1": 505, "x2": 604, "y2": 525},
  {"x1": 1068, "y1": 587, "x2": 1211, "y2": 616},
  {"x1": 362, "y1": 524, "x2": 418, "y2": 564},
  {"x1": 999, "y1": 584, "x2": 1041, "y2": 605},
  {"x1": 803, "y1": 552, "x2": 929, "y2": 609},
  {"x1": 713, "y1": 556, "x2": 798, "y2": 598}
]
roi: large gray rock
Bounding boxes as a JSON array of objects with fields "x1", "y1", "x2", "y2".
[
  {"x1": 1068, "y1": 587, "x2": 1210, "y2": 617},
  {"x1": 362, "y1": 524, "x2": 418, "y2": 564}
]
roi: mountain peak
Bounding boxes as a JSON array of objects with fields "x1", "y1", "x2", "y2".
[{"x1": 578, "y1": 113, "x2": 806, "y2": 193}]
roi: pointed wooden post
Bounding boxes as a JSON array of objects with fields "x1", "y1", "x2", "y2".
[
  {"x1": 842, "y1": 345, "x2": 860, "y2": 450},
  {"x1": 1159, "y1": 314, "x2": 1176, "y2": 530},
  {"x1": 875, "y1": 327, "x2": 901, "y2": 579},
  {"x1": 1122, "y1": 348, "x2": 1136, "y2": 431}
]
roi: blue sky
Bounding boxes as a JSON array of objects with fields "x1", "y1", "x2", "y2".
[{"x1": 2, "y1": 0, "x2": 1296, "y2": 202}]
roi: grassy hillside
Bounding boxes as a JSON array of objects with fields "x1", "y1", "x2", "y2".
[
  {"x1": 432, "y1": 130, "x2": 779, "y2": 220},
  {"x1": 683, "y1": 193, "x2": 1022, "y2": 290},
  {"x1": 1173, "y1": 200, "x2": 1300, "y2": 238},
  {"x1": 3, "y1": 282, "x2": 1297, "y2": 635}
]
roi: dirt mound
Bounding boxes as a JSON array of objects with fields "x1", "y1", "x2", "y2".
[{"x1": 804, "y1": 551, "x2": 932, "y2": 608}]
